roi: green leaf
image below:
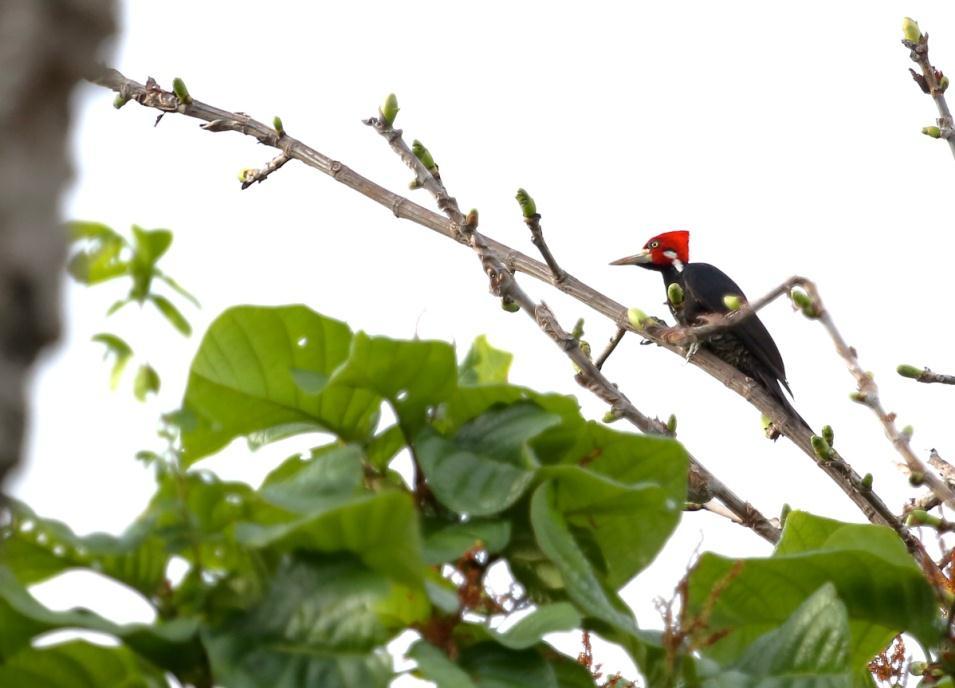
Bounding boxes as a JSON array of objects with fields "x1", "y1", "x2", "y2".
[
  {"x1": 0, "y1": 567, "x2": 202, "y2": 674},
  {"x1": 491, "y1": 603, "x2": 581, "y2": 650},
  {"x1": 459, "y1": 335, "x2": 513, "y2": 385},
  {"x1": 180, "y1": 306, "x2": 381, "y2": 465},
  {"x1": 133, "y1": 364, "x2": 161, "y2": 401},
  {"x1": 529, "y1": 482, "x2": 636, "y2": 635},
  {"x1": 259, "y1": 444, "x2": 363, "y2": 510},
  {"x1": 731, "y1": 584, "x2": 850, "y2": 683},
  {"x1": 686, "y1": 511, "x2": 938, "y2": 671},
  {"x1": 148, "y1": 294, "x2": 191, "y2": 336},
  {"x1": 67, "y1": 230, "x2": 129, "y2": 285},
  {"x1": 155, "y1": 270, "x2": 200, "y2": 307},
  {"x1": 458, "y1": 642, "x2": 559, "y2": 687},
  {"x1": 329, "y1": 333, "x2": 457, "y2": 429},
  {"x1": 236, "y1": 490, "x2": 425, "y2": 586},
  {"x1": 365, "y1": 424, "x2": 407, "y2": 470},
  {"x1": 0, "y1": 640, "x2": 167, "y2": 688},
  {"x1": 542, "y1": 462, "x2": 683, "y2": 587},
  {"x1": 131, "y1": 225, "x2": 173, "y2": 265},
  {"x1": 67, "y1": 221, "x2": 122, "y2": 242},
  {"x1": 409, "y1": 640, "x2": 478, "y2": 688},
  {"x1": 1, "y1": 499, "x2": 167, "y2": 598},
  {"x1": 203, "y1": 554, "x2": 421, "y2": 688},
  {"x1": 91, "y1": 333, "x2": 134, "y2": 389},
  {"x1": 423, "y1": 519, "x2": 511, "y2": 565},
  {"x1": 416, "y1": 403, "x2": 560, "y2": 516}
]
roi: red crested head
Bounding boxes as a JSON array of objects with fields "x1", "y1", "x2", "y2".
[{"x1": 610, "y1": 230, "x2": 690, "y2": 269}]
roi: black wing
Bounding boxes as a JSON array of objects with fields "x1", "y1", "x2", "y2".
[{"x1": 680, "y1": 262, "x2": 792, "y2": 396}]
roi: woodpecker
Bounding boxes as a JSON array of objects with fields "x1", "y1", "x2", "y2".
[{"x1": 611, "y1": 230, "x2": 810, "y2": 432}]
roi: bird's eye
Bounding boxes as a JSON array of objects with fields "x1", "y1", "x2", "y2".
[{"x1": 649, "y1": 240, "x2": 659, "y2": 249}]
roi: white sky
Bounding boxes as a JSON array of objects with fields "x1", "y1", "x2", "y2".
[{"x1": 9, "y1": 1, "x2": 955, "y2": 683}]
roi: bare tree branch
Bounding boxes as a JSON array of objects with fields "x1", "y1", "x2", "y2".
[
  {"x1": 902, "y1": 18, "x2": 955, "y2": 160},
  {"x1": 88, "y1": 68, "x2": 949, "y2": 571},
  {"x1": 792, "y1": 280, "x2": 955, "y2": 513},
  {"x1": 595, "y1": 328, "x2": 627, "y2": 372}
]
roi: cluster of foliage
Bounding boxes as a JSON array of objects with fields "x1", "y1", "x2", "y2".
[
  {"x1": 0, "y1": 226, "x2": 949, "y2": 686},
  {"x1": 0, "y1": 312, "x2": 944, "y2": 686}
]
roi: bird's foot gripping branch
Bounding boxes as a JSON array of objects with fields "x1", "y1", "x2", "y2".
[{"x1": 0, "y1": 304, "x2": 948, "y2": 686}]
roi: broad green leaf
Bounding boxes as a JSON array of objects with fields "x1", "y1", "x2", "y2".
[
  {"x1": 246, "y1": 422, "x2": 325, "y2": 451},
  {"x1": 542, "y1": 463, "x2": 683, "y2": 587},
  {"x1": 416, "y1": 403, "x2": 560, "y2": 516},
  {"x1": 365, "y1": 424, "x2": 407, "y2": 469},
  {"x1": 329, "y1": 333, "x2": 456, "y2": 428},
  {"x1": 0, "y1": 567, "x2": 202, "y2": 674},
  {"x1": 0, "y1": 640, "x2": 167, "y2": 688},
  {"x1": 259, "y1": 444, "x2": 363, "y2": 511},
  {"x1": 686, "y1": 511, "x2": 938, "y2": 671},
  {"x1": 409, "y1": 640, "x2": 478, "y2": 688},
  {"x1": 458, "y1": 642, "x2": 559, "y2": 688},
  {"x1": 133, "y1": 364, "x2": 161, "y2": 401},
  {"x1": 439, "y1": 385, "x2": 582, "y2": 436},
  {"x1": 203, "y1": 554, "x2": 420, "y2": 688},
  {"x1": 491, "y1": 603, "x2": 581, "y2": 650},
  {"x1": 459, "y1": 335, "x2": 513, "y2": 385},
  {"x1": 731, "y1": 584, "x2": 850, "y2": 683},
  {"x1": 149, "y1": 294, "x2": 191, "y2": 336},
  {"x1": 1, "y1": 499, "x2": 167, "y2": 599},
  {"x1": 91, "y1": 333, "x2": 133, "y2": 389},
  {"x1": 131, "y1": 226, "x2": 173, "y2": 266},
  {"x1": 180, "y1": 306, "x2": 380, "y2": 464},
  {"x1": 423, "y1": 519, "x2": 511, "y2": 565},
  {"x1": 67, "y1": 224, "x2": 129, "y2": 285},
  {"x1": 236, "y1": 490, "x2": 424, "y2": 585},
  {"x1": 529, "y1": 482, "x2": 636, "y2": 636}
]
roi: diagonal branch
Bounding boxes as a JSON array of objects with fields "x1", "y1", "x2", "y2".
[{"x1": 89, "y1": 68, "x2": 944, "y2": 571}]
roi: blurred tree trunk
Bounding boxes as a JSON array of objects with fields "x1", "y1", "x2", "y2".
[{"x1": 0, "y1": 0, "x2": 114, "y2": 490}]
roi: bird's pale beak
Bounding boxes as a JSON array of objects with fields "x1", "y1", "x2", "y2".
[{"x1": 609, "y1": 250, "x2": 652, "y2": 266}]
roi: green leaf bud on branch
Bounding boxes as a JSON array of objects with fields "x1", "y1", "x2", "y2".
[
  {"x1": 515, "y1": 188, "x2": 537, "y2": 218},
  {"x1": 571, "y1": 318, "x2": 585, "y2": 340},
  {"x1": 273, "y1": 116, "x2": 285, "y2": 136},
  {"x1": 922, "y1": 125, "x2": 942, "y2": 139},
  {"x1": 626, "y1": 307, "x2": 649, "y2": 329},
  {"x1": 905, "y1": 509, "x2": 942, "y2": 528},
  {"x1": 172, "y1": 77, "x2": 192, "y2": 104},
  {"x1": 897, "y1": 364, "x2": 923, "y2": 379},
  {"x1": 821, "y1": 425, "x2": 834, "y2": 447},
  {"x1": 909, "y1": 471, "x2": 925, "y2": 487},
  {"x1": 667, "y1": 283, "x2": 684, "y2": 307},
  {"x1": 666, "y1": 413, "x2": 677, "y2": 434},
  {"x1": 722, "y1": 294, "x2": 742, "y2": 311},
  {"x1": 411, "y1": 140, "x2": 437, "y2": 172},
  {"x1": 465, "y1": 208, "x2": 479, "y2": 231},
  {"x1": 238, "y1": 168, "x2": 256, "y2": 184},
  {"x1": 901, "y1": 425, "x2": 914, "y2": 441},
  {"x1": 113, "y1": 93, "x2": 131, "y2": 109},
  {"x1": 602, "y1": 410, "x2": 621, "y2": 424},
  {"x1": 849, "y1": 391, "x2": 868, "y2": 404},
  {"x1": 380, "y1": 93, "x2": 399, "y2": 127},
  {"x1": 501, "y1": 297, "x2": 521, "y2": 313},
  {"x1": 902, "y1": 17, "x2": 922, "y2": 44},
  {"x1": 940, "y1": 75, "x2": 950, "y2": 93},
  {"x1": 811, "y1": 434, "x2": 833, "y2": 461},
  {"x1": 861, "y1": 473, "x2": 873, "y2": 491}
]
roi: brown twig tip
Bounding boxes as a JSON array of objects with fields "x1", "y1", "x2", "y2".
[{"x1": 237, "y1": 153, "x2": 291, "y2": 190}]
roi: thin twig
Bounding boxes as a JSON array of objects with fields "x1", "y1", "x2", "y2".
[
  {"x1": 595, "y1": 328, "x2": 626, "y2": 371},
  {"x1": 523, "y1": 212, "x2": 566, "y2": 283},
  {"x1": 89, "y1": 68, "x2": 941, "y2": 564},
  {"x1": 903, "y1": 23, "x2": 955, "y2": 160},
  {"x1": 239, "y1": 152, "x2": 291, "y2": 189},
  {"x1": 794, "y1": 280, "x2": 955, "y2": 513},
  {"x1": 900, "y1": 366, "x2": 955, "y2": 386}
]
